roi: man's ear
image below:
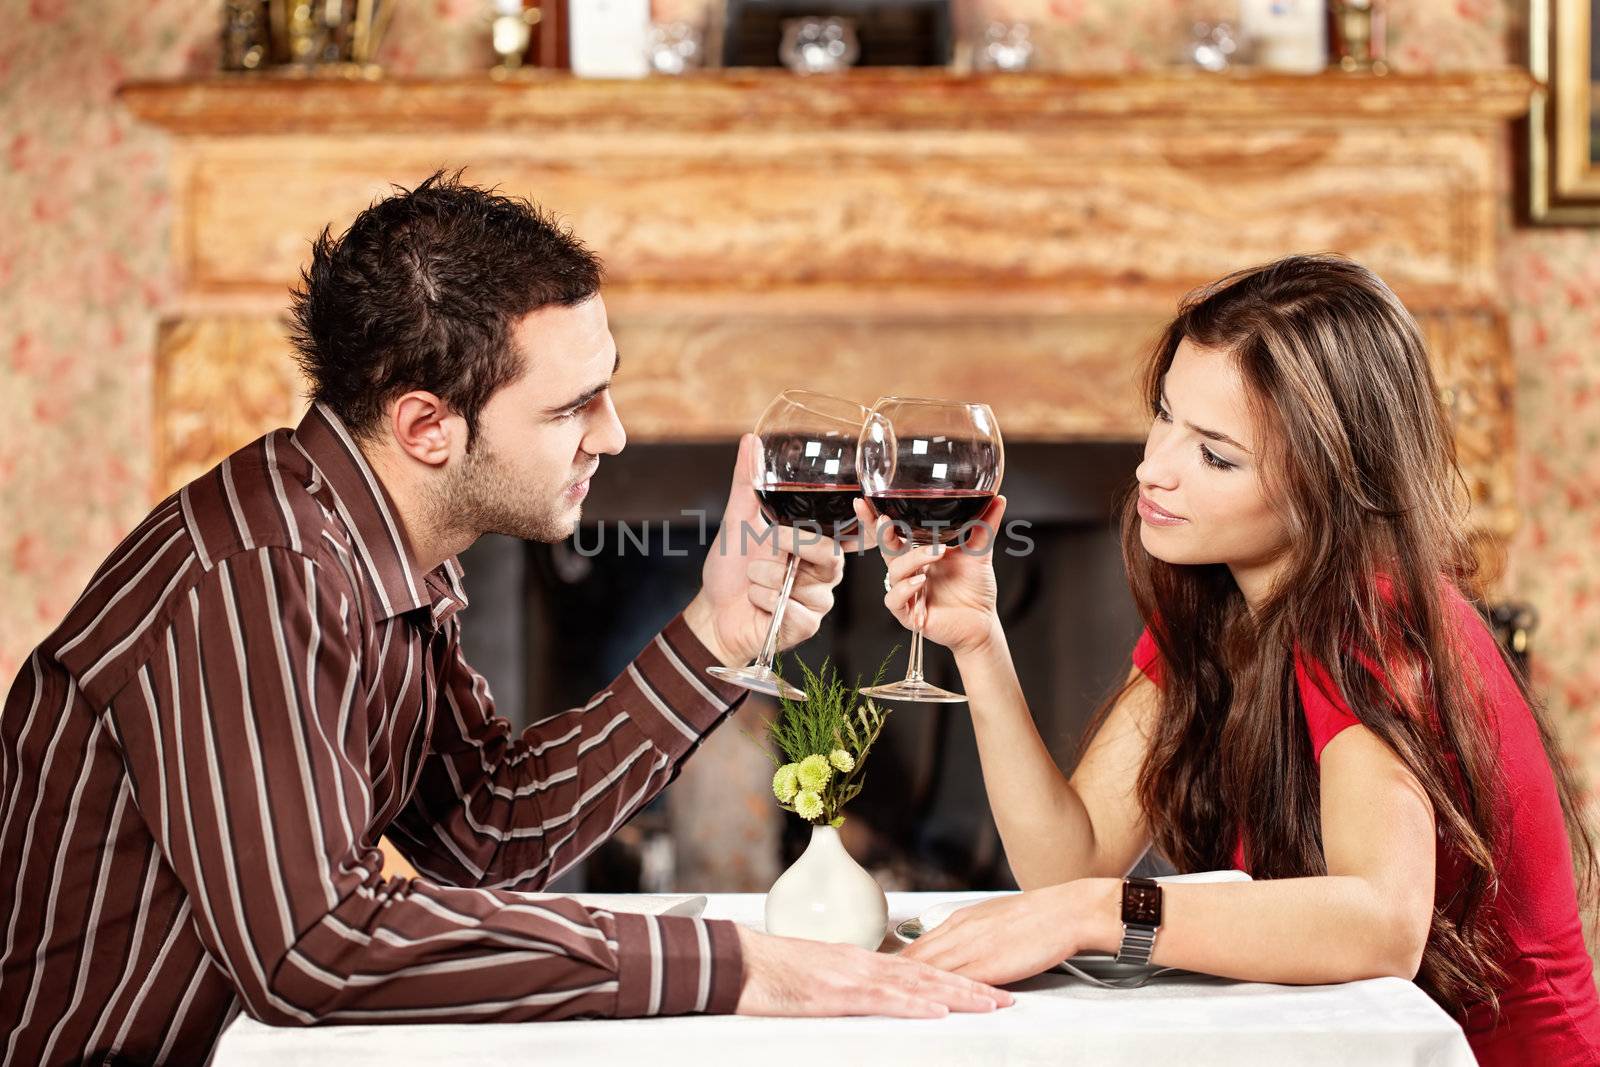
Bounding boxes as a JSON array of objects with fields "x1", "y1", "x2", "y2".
[{"x1": 389, "y1": 391, "x2": 460, "y2": 469}]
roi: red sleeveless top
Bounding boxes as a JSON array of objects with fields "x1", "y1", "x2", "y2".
[{"x1": 1132, "y1": 583, "x2": 1600, "y2": 1066}]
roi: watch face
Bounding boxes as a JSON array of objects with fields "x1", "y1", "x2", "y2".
[{"x1": 1121, "y1": 881, "x2": 1162, "y2": 926}]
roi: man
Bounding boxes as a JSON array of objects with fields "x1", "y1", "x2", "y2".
[{"x1": 0, "y1": 173, "x2": 1009, "y2": 1065}]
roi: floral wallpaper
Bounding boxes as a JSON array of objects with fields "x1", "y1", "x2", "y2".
[
  {"x1": 0, "y1": 0, "x2": 1595, "y2": 828},
  {"x1": 1503, "y1": 228, "x2": 1600, "y2": 779},
  {"x1": 0, "y1": 1, "x2": 210, "y2": 682}
]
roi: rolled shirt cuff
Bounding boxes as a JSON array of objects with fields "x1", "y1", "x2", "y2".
[{"x1": 612, "y1": 913, "x2": 745, "y2": 1017}]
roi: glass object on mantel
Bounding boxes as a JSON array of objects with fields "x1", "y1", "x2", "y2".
[
  {"x1": 779, "y1": 16, "x2": 862, "y2": 75},
  {"x1": 647, "y1": 21, "x2": 706, "y2": 75},
  {"x1": 1185, "y1": 19, "x2": 1240, "y2": 72},
  {"x1": 973, "y1": 22, "x2": 1034, "y2": 73}
]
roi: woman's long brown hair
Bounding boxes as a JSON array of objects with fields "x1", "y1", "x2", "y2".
[{"x1": 1096, "y1": 253, "x2": 1594, "y2": 1017}]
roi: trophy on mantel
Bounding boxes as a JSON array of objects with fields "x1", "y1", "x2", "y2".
[{"x1": 221, "y1": 0, "x2": 393, "y2": 74}]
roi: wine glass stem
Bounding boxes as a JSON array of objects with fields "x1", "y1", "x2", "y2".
[
  {"x1": 755, "y1": 554, "x2": 802, "y2": 672},
  {"x1": 906, "y1": 577, "x2": 927, "y2": 685}
]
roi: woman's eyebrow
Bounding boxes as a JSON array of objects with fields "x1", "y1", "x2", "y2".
[{"x1": 1159, "y1": 385, "x2": 1253, "y2": 454}]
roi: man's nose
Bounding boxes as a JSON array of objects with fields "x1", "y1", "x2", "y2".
[{"x1": 585, "y1": 392, "x2": 626, "y2": 457}]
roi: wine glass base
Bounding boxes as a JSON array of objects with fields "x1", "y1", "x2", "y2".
[
  {"x1": 707, "y1": 664, "x2": 807, "y2": 702},
  {"x1": 859, "y1": 679, "x2": 968, "y2": 704}
]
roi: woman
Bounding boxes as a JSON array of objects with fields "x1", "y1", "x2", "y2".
[{"x1": 858, "y1": 254, "x2": 1600, "y2": 1064}]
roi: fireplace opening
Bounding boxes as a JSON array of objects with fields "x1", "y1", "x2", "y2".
[{"x1": 454, "y1": 440, "x2": 1147, "y2": 893}]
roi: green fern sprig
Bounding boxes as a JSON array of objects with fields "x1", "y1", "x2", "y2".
[{"x1": 755, "y1": 653, "x2": 896, "y2": 825}]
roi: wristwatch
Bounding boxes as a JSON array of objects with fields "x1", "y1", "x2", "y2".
[{"x1": 1116, "y1": 876, "x2": 1163, "y2": 965}]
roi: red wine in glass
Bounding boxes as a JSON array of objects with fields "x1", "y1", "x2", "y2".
[
  {"x1": 757, "y1": 482, "x2": 863, "y2": 539},
  {"x1": 867, "y1": 489, "x2": 994, "y2": 544}
]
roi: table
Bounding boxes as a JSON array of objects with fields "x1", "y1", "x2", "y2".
[{"x1": 214, "y1": 891, "x2": 1475, "y2": 1066}]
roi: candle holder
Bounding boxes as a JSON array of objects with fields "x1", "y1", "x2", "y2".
[
  {"x1": 1327, "y1": 0, "x2": 1388, "y2": 74},
  {"x1": 488, "y1": 0, "x2": 541, "y2": 71}
]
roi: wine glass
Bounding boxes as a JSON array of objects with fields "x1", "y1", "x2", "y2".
[
  {"x1": 706, "y1": 389, "x2": 868, "y2": 701},
  {"x1": 858, "y1": 397, "x2": 1004, "y2": 703}
]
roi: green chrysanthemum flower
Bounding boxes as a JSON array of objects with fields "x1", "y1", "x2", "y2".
[
  {"x1": 797, "y1": 754, "x2": 832, "y2": 791},
  {"x1": 772, "y1": 763, "x2": 800, "y2": 803},
  {"x1": 828, "y1": 748, "x2": 855, "y2": 773},
  {"x1": 794, "y1": 790, "x2": 824, "y2": 821}
]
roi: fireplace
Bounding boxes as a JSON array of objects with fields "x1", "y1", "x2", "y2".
[{"x1": 454, "y1": 440, "x2": 1146, "y2": 892}]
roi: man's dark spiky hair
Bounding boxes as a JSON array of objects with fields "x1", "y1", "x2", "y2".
[{"x1": 288, "y1": 169, "x2": 603, "y2": 443}]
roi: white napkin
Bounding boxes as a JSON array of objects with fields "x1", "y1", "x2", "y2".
[
  {"x1": 514, "y1": 893, "x2": 708, "y2": 919},
  {"x1": 917, "y1": 869, "x2": 1252, "y2": 932}
]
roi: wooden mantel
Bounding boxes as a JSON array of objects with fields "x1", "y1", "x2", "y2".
[
  {"x1": 123, "y1": 69, "x2": 1533, "y2": 560},
  {"x1": 118, "y1": 69, "x2": 1529, "y2": 133},
  {"x1": 121, "y1": 69, "x2": 1533, "y2": 133}
]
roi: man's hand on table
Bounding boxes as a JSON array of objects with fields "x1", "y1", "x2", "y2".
[{"x1": 733, "y1": 926, "x2": 1015, "y2": 1018}]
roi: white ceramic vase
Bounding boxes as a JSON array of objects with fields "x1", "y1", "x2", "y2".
[{"x1": 763, "y1": 824, "x2": 887, "y2": 950}]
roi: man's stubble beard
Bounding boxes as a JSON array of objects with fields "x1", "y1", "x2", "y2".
[{"x1": 434, "y1": 441, "x2": 577, "y2": 546}]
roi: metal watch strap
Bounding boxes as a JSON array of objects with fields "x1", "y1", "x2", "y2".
[{"x1": 1115, "y1": 923, "x2": 1158, "y2": 965}]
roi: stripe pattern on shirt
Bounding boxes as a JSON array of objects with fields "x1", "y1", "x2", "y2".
[{"x1": 0, "y1": 404, "x2": 748, "y2": 1066}]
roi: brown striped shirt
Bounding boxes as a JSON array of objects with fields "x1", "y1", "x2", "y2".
[{"x1": 0, "y1": 404, "x2": 749, "y2": 1066}]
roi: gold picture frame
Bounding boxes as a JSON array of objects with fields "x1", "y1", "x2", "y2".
[{"x1": 1527, "y1": 0, "x2": 1600, "y2": 223}]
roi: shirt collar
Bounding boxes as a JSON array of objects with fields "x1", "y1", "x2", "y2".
[
  {"x1": 425, "y1": 557, "x2": 471, "y2": 627},
  {"x1": 292, "y1": 403, "x2": 466, "y2": 624}
]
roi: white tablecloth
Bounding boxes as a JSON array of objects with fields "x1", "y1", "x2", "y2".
[{"x1": 214, "y1": 891, "x2": 1475, "y2": 1067}]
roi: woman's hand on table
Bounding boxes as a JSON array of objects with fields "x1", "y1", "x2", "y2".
[
  {"x1": 901, "y1": 881, "x2": 1118, "y2": 986},
  {"x1": 734, "y1": 926, "x2": 1015, "y2": 1018}
]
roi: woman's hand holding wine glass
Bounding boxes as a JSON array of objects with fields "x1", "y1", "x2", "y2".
[
  {"x1": 854, "y1": 494, "x2": 1009, "y2": 659},
  {"x1": 856, "y1": 398, "x2": 1005, "y2": 703}
]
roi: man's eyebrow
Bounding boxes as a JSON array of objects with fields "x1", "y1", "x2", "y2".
[
  {"x1": 1159, "y1": 385, "x2": 1253, "y2": 454},
  {"x1": 544, "y1": 350, "x2": 621, "y2": 415}
]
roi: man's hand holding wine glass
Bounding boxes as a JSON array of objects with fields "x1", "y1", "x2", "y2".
[{"x1": 685, "y1": 431, "x2": 853, "y2": 674}]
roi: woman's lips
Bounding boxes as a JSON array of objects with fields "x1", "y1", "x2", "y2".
[{"x1": 1137, "y1": 494, "x2": 1188, "y2": 527}]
